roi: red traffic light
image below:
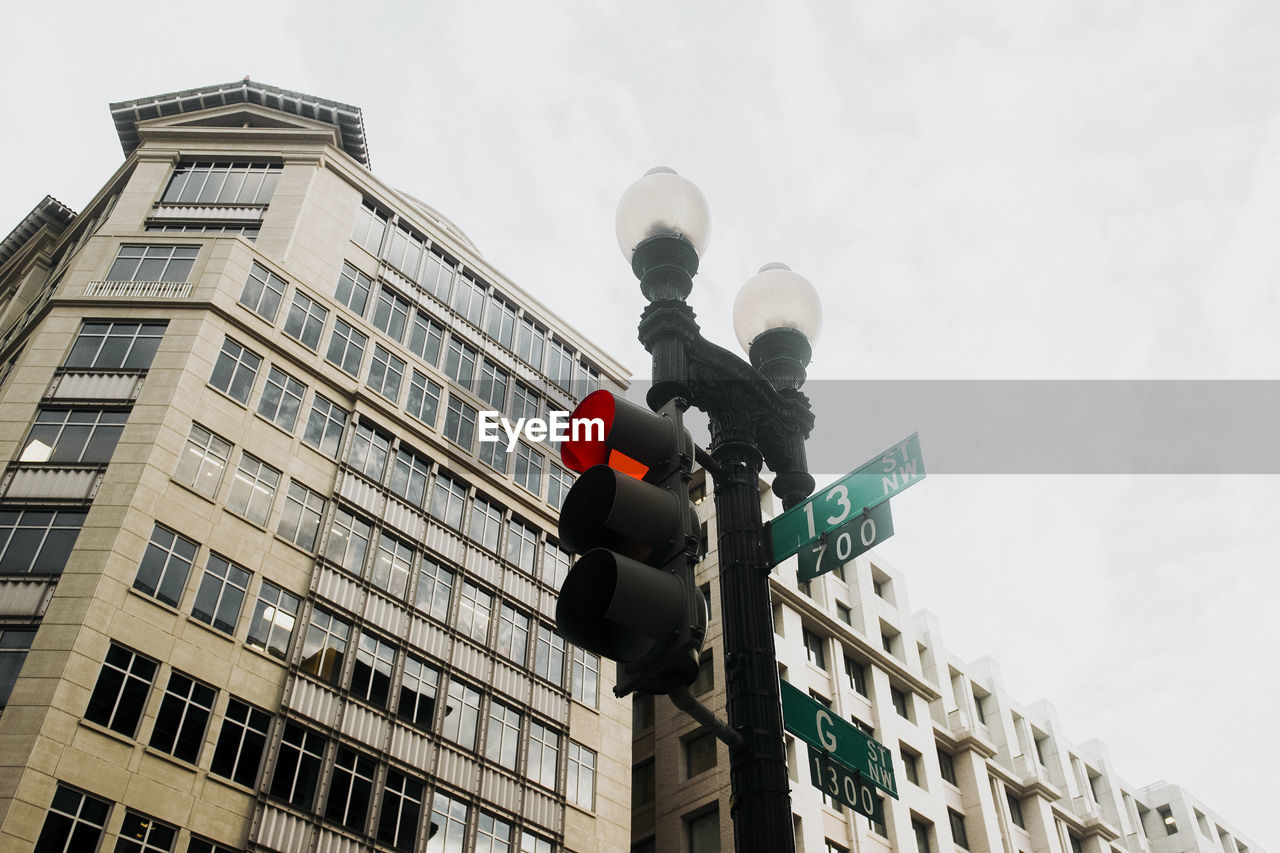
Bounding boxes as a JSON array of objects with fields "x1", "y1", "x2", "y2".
[{"x1": 560, "y1": 390, "x2": 682, "y2": 482}]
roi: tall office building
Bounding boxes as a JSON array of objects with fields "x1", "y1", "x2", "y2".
[
  {"x1": 0, "y1": 80, "x2": 630, "y2": 852},
  {"x1": 632, "y1": 483, "x2": 1266, "y2": 853}
]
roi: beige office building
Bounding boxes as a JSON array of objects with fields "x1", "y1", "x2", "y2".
[
  {"x1": 632, "y1": 482, "x2": 1266, "y2": 853},
  {"x1": 0, "y1": 80, "x2": 630, "y2": 852}
]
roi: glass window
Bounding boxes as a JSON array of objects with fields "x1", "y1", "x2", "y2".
[
  {"x1": 891, "y1": 687, "x2": 911, "y2": 720},
  {"x1": 429, "y1": 472, "x2": 467, "y2": 530},
  {"x1": 269, "y1": 722, "x2": 326, "y2": 809},
  {"x1": 913, "y1": 819, "x2": 932, "y2": 853},
  {"x1": 486, "y1": 700, "x2": 522, "y2": 770},
  {"x1": 414, "y1": 558, "x2": 453, "y2": 623},
  {"x1": 1007, "y1": 791, "x2": 1025, "y2": 828},
  {"x1": 475, "y1": 812, "x2": 513, "y2": 853},
  {"x1": 0, "y1": 509, "x2": 85, "y2": 575},
  {"x1": 397, "y1": 655, "x2": 439, "y2": 729},
  {"x1": 567, "y1": 742, "x2": 596, "y2": 809},
  {"x1": 226, "y1": 453, "x2": 281, "y2": 526},
  {"x1": 372, "y1": 285, "x2": 411, "y2": 341},
  {"x1": 389, "y1": 447, "x2": 431, "y2": 507},
  {"x1": 687, "y1": 808, "x2": 720, "y2": 853},
  {"x1": 485, "y1": 295, "x2": 517, "y2": 349},
  {"x1": 162, "y1": 162, "x2": 280, "y2": 205},
  {"x1": 418, "y1": 250, "x2": 455, "y2": 302},
  {"x1": 685, "y1": 730, "x2": 717, "y2": 776},
  {"x1": 632, "y1": 759, "x2": 655, "y2": 809},
  {"x1": 0, "y1": 628, "x2": 36, "y2": 710},
  {"x1": 504, "y1": 520, "x2": 538, "y2": 574},
  {"x1": 451, "y1": 274, "x2": 486, "y2": 327},
  {"x1": 257, "y1": 366, "x2": 305, "y2": 432},
  {"x1": 443, "y1": 396, "x2": 477, "y2": 451},
  {"x1": 240, "y1": 262, "x2": 287, "y2": 322},
  {"x1": 325, "y1": 745, "x2": 377, "y2": 831},
  {"x1": 443, "y1": 337, "x2": 477, "y2": 390},
  {"x1": 385, "y1": 223, "x2": 425, "y2": 280},
  {"x1": 185, "y1": 836, "x2": 238, "y2": 853},
  {"x1": 526, "y1": 721, "x2": 560, "y2": 789},
  {"x1": 938, "y1": 746, "x2": 957, "y2": 785},
  {"x1": 803, "y1": 629, "x2": 827, "y2": 670},
  {"x1": 457, "y1": 581, "x2": 493, "y2": 645},
  {"x1": 64, "y1": 320, "x2": 167, "y2": 370},
  {"x1": 132, "y1": 523, "x2": 198, "y2": 607},
  {"x1": 352, "y1": 200, "x2": 388, "y2": 255},
  {"x1": 573, "y1": 360, "x2": 600, "y2": 399},
  {"x1": 516, "y1": 318, "x2": 544, "y2": 371},
  {"x1": 542, "y1": 542, "x2": 571, "y2": 589},
  {"x1": 84, "y1": 642, "x2": 157, "y2": 736},
  {"x1": 844, "y1": 656, "x2": 867, "y2": 697},
  {"x1": 546, "y1": 464, "x2": 573, "y2": 511},
  {"x1": 440, "y1": 679, "x2": 482, "y2": 750},
  {"x1": 115, "y1": 809, "x2": 177, "y2": 853},
  {"x1": 496, "y1": 605, "x2": 530, "y2": 666},
  {"x1": 902, "y1": 745, "x2": 921, "y2": 786},
  {"x1": 545, "y1": 339, "x2": 574, "y2": 391},
  {"x1": 377, "y1": 770, "x2": 423, "y2": 851},
  {"x1": 209, "y1": 337, "x2": 262, "y2": 403},
  {"x1": 372, "y1": 533, "x2": 414, "y2": 600},
  {"x1": 478, "y1": 436, "x2": 509, "y2": 474},
  {"x1": 105, "y1": 244, "x2": 199, "y2": 283},
  {"x1": 210, "y1": 697, "x2": 271, "y2": 788},
  {"x1": 336, "y1": 262, "x2": 373, "y2": 315},
  {"x1": 533, "y1": 624, "x2": 565, "y2": 686},
  {"x1": 175, "y1": 423, "x2": 232, "y2": 498},
  {"x1": 691, "y1": 651, "x2": 714, "y2": 696},
  {"x1": 408, "y1": 311, "x2": 444, "y2": 365},
  {"x1": 468, "y1": 497, "x2": 503, "y2": 552},
  {"x1": 283, "y1": 290, "x2": 327, "y2": 350},
  {"x1": 277, "y1": 480, "x2": 325, "y2": 551},
  {"x1": 149, "y1": 670, "x2": 216, "y2": 763},
  {"x1": 571, "y1": 647, "x2": 599, "y2": 708},
  {"x1": 246, "y1": 581, "x2": 300, "y2": 659},
  {"x1": 407, "y1": 370, "x2": 443, "y2": 427},
  {"x1": 302, "y1": 394, "x2": 347, "y2": 459},
  {"x1": 426, "y1": 793, "x2": 468, "y2": 853},
  {"x1": 368, "y1": 345, "x2": 406, "y2": 403},
  {"x1": 348, "y1": 423, "x2": 391, "y2": 483},
  {"x1": 508, "y1": 382, "x2": 539, "y2": 423},
  {"x1": 300, "y1": 607, "x2": 350, "y2": 684},
  {"x1": 513, "y1": 443, "x2": 543, "y2": 495},
  {"x1": 326, "y1": 508, "x2": 372, "y2": 574},
  {"x1": 326, "y1": 318, "x2": 367, "y2": 376},
  {"x1": 478, "y1": 360, "x2": 509, "y2": 410},
  {"x1": 34, "y1": 783, "x2": 111, "y2": 853},
  {"x1": 20, "y1": 408, "x2": 128, "y2": 465},
  {"x1": 192, "y1": 554, "x2": 251, "y2": 634}
]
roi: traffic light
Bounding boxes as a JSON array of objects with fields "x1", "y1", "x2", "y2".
[{"x1": 555, "y1": 390, "x2": 707, "y2": 696}]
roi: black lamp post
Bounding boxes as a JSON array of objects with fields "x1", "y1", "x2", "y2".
[{"x1": 616, "y1": 167, "x2": 823, "y2": 853}]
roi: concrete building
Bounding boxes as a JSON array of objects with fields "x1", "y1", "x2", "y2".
[
  {"x1": 0, "y1": 80, "x2": 630, "y2": 852},
  {"x1": 632, "y1": 479, "x2": 1266, "y2": 853}
]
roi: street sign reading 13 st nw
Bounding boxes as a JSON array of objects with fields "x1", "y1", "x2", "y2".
[
  {"x1": 779, "y1": 680, "x2": 898, "y2": 798},
  {"x1": 768, "y1": 432, "x2": 925, "y2": 566}
]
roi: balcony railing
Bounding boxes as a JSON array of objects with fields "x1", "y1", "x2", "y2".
[{"x1": 83, "y1": 280, "x2": 193, "y2": 299}]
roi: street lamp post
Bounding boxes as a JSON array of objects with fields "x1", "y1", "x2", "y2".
[{"x1": 616, "y1": 167, "x2": 823, "y2": 853}]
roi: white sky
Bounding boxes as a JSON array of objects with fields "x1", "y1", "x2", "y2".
[{"x1": 4, "y1": 1, "x2": 1277, "y2": 847}]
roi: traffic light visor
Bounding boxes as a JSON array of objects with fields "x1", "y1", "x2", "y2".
[
  {"x1": 560, "y1": 390, "x2": 680, "y2": 482},
  {"x1": 555, "y1": 549, "x2": 688, "y2": 662}
]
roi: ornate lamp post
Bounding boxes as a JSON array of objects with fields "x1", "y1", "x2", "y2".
[{"x1": 616, "y1": 167, "x2": 823, "y2": 853}]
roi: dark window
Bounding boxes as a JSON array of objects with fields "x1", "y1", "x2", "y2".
[
  {"x1": 133, "y1": 524, "x2": 198, "y2": 606},
  {"x1": 891, "y1": 687, "x2": 911, "y2": 719},
  {"x1": 162, "y1": 162, "x2": 280, "y2": 205},
  {"x1": 269, "y1": 722, "x2": 325, "y2": 809},
  {"x1": 149, "y1": 670, "x2": 216, "y2": 763},
  {"x1": 211, "y1": 697, "x2": 271, "y2": 787},
  {"x1": 106, "y1": 245, "x2": 198, "y2": 283},
  {"x1": 186, "y1": 836, "x2": 238, "y2": 853},
  {"x1": 913, "y1": 818, "x2": 932, "y2": 853},
  {"x1": 335, "y1": 263, "x2": 372, "y2": 315},
  {"x1": 65, "y1": 320, "x2": 167, "y2": 370},
  {"x1": 685, "y1": 730, "x2": 717, "y2": 777},
  {"x1": 632, "y1": 759, "x2": 655, "y2": 809},
  {"x1": 687, "y1": 808, "x2": 720, "y2": 853},
  {"x1": 938, "y1": 746, "x2": 957, "y2": 785},
  {"x1": 478, "y1": 434, "x2": 509, "y2": 473},
  {"x1": 283, "y1": 290, "x2": 327, "y2": 350},
  {"x1": 85, "y1": 643, "x2": 157, "y2": 735},
  {"x1": 0, "y1": 628, "x2": 36, "y2": 709},
  {"x1": 377, "y1": 770, "x2": 423, "y2": 850},
  {"x1": 0, "y1": 510, "x2": 84, "y2": 575},
  {"x1": 803, "y1": 629, "x2": 826, "y2": 670},
  {"x1": 116, "y1": 810, "x2": 177, "y2": 852},
  {"x1": 34, "y1": 784, "x2": 111, "y2": 853},
  {"x1": 397, "y1": 655, "x2": 439, "y2": 729},
  {"x1": 209, "y1": 338, "x2": 262, "y2": 403},
  {"x1": 974, "y1": 692, "x2": 988, "y2": 725},
  {"x1": 246, "y1": 581, "x2": 300, "y2": 659},
  {"x1": 240, "y1": 262, "x2": 286, "y2": 322},
  {"x1": 633, "y1": 694, "x2": 655, "y2": 731},
  {"x1": 191, "y1": 554, "x2": 250, "y2": 634},
  {"x1": 300, "y1": 607, "x2": 350, "y2": 684},
  {"x1": 20, "y1": 408, "x2": 128, "y2": 465},
  {"x1": 350, "y1": 633, "x2": 396, "y2": 706},
  {"x1": 691, "y1": 651, "x2": 714, "y2": 696},
  {"x1": 844, "y1": 656, "x2": 867, "y2": 697},
  {"x1": 326, "y1": 747, "x2": 376, "y2": 831},
  {"x1": 902, "y1": 744, "x2": 921, "y2": 786},
  {"x1": 302, "y1": 395, "x2": 347, "y2": 459},
  {"x1": 1007, "y1": 791, "x2": 1025, "y2": 828}
]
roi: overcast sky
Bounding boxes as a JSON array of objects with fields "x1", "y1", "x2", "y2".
[{"x1": 4, "y1": 1, "x2": 1277, "y2": 847}]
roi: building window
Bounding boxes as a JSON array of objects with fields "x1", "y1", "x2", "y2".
[
  {"x1": 373, "y1": 285, "x2": 410, "y2": 341},
  {"x1": 504, "y1": 519, "x2": 539, "y2": 574},
  {"x1": 571, "y1": 647, "x2": 600, "y2": 708},
  {"x1": 946, "y1": 810, "x2": 969, "y2": 849},
  {"x1": 147, "y1": 671, "x2": 215, "y2": 763},
  {"x1": 685, "y1": 730, "x2": 718, "y2": 777},
  {"x1": 457, "y1": 581, "x2": 493, "y2": 644},
  {"x1": 372, "y1": 533, "x2": 414, "y2": 600},
  {"x1": 836, "y1": 602, "x2": 852, "y2": 624},
  {"x1": 567, "y1": 741, "x2": 596, "y2": 809},
  {"x1": 414, "y1": 558, "x2": 454, "y2": 623},
  {"x1": 192, "y1": 554, "x2": 251, "y2": 634},
  {"x1": 175, "y1": 422, "x2": 232, "y2": 496},
  {"x1": 283, "y1": 290, "x2": 327, "y2": 350},
  {"x1": 429, "y1": 472, "x2": 468, "y2": 530},
  {"x1": 240, "y1": 262, "x2": 287, "y2": 322},
  {"x1": 1007, "y1": 791, "x2": 1025, "y2": 828},
  {"x1": 844, "y1": 656, "x2": 867, "y2": 697},
  {"x1": 803, "y1": 629, "x2": 826, "y2": 670},
  {"x1": 687, "y1": 808, "x2": 720, "y2": 853},
  {"x1": 547, "y1": 463, "x2": 573, "y2": 510},
  {"x1": 478, "y1": 438, "x2": 509, "y2": 474},
  {"x1": 326, "y1": 747, "x2": 376, "y2": 832},
  {"x1": 545, "y1": 339, "x2": 574, "y2": 390},
  {"x1": 163, "y1": 161, "x2": 280, "y2": 205},
  {"x1": 64, "y1": 320, "x2": 167, "y2": 370},
  {"x1": 632, "y1": 759, "x2": 655, "y2": 809},
  {"x1": 443, "y1": 396, "x2": 477, "y2": 450},
  {"x1": 117, "y1": 810, "x2": 178, "y2": 852},
  {"x1": 826, "y1": 842, "x2": 849, "y2": 853},
  {"x1": 389, "y1": 448, "x2": 431, "y2": 508},
  {"x1": 0, "y1": 509, "x2": 85, "y2": 575},
  {"x1": 352, "y1": 200, "x2": 388, "y2": 255},
  {"x1": 408, "y1": 311, "x2": 444, "y2": 365},
  {"x1": 105, "y1": 244, "x2": 198, "y2": 283},
  {"x1": 901, "y1": 744, "x2": 922, "y2": 786},
  {"x1": 633, "y1": 693, "x2": 655, "y2": 730},
  {"x1": 300, "y1": 607, "x2": 350, "y2": 684},
  {"x1": 35, "y1": 784, "x2": 112, "y2": 853},
  {"x1": 451, "y1": 274, "x2": 486, "y2": 327},
  {"x1": 302, "y1": 394, "x2": 347, "y2": 459},
  {"x1": 913, "y1": 818, "x2": 932, "y2": 853},
  {"x1": 516, "y1": 318, "x2": 545, "y2": 371},
  {"x1": 209, "y1": 337, "x2": 262, "y2": 404},
  {"x1": 938, "y1": 746, "x2": 957, "y2": 785},
  {"x1": 377, "y1": 771, "x2": 424, "y2": 851},
  {"x1": 186, "y1": 836, "x2": 238, "y2": 853},
  {"x1": 514, "y1": 443, "x2": 543, "y2": 494},
  {"x1": 385, "y1": 223, "x2": 425, "y2": 280},
  {"x1": 478, "y1": 359, "x2": 509, "y2": 411},
  {"x1": 348, "y1": 423, "x2": 390, "y2": 483},
  {"x1": 440, "y1": 679, "x2": 482, "y2": 750},
  {"x1": 1069, "y1": 835, "x2": 1084, "y2": 853},
  {"x1": 407, "y1": 370, "x2": 443, "y2": 428},
  {"x1": 496, "y1": 604, "x2": 530, "y2": 665},
  {"x1": 468, "y1": 496, "x2": 504, "y2": 553},
  {"x1": 350, "y1": 632, "x2": 396, "y2": 707},
  {"x1": 226, "y1": 453, "x2": 281, "y2": 526},
  {"x1": 20, "y1": 408, "x2": 128, "y2": 464},
  {"x1": 326, "y1": 318, "x2": 368, "y2": 376},
  {"x1": 269, "y1": 722, "x2": 326, "y2": 809},
  {"x1": 486, "y1": 700, "x2": 523, "y2": 770},
  {"x1": 534, "y1": 624, "x2": 565, "y2": 686},
  {"x1": 397, "y1": 655, "x2": 439, "y2": 729},
  {"x1": 368, "y1": 345, "x2": 406, "y2": 402},
  {"x1": 475, "y1": 812, "x2": 513, "y2": 853},
  {"x1": 691, "y1": 651, "x2": 714, "y2": 696},
  {"x1": 891, "y1": 687, "x2": 912, "y2": 720},
  {"x1": 336, "y1": 262, "x2": 373, "y2": 315},
  {"x1": 527, "y1": 720, "x2": 560, "y2": 789},
  {"x1": 132, "y1": 523, "x2": 198, "y2": 607},
  {"x1": 974, "y1": 690, "x2": 988, "y2": 725},
  {"x1": 428, "y1": 793, "x2": 469, "y2": 853},
  {"x1": 85, "y1": 643, "x2": 156, "y2": 735},
  {"x1": 0, "y1": 628, "x2": 35, "y2": 710},
  {"x1": 246, "y1": 581, "x2": 300, "y2": 659},
  {"x1": 257, "y1": 366, "x2": 305, "y2": 431},
  {"x1": 1159, "y1": 806, "x2": 1178, "y2": 834},
  {"x1": 326, "y1": 508, "x2": 372, "y2": 574},
  {"x1": 277, "y1": 481, "x2": 325, "y2": 551},
  {"x1": 443, "y1": 337, "x2": 477, "y2": 390},
  {"x1": 486, "y1": 295, "x2": 518, "y2": 349},
  {"x1": 543, "y1": 541, "x2": 571, "y2": 588}
]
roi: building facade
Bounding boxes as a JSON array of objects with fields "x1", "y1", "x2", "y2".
[
  {"x1": 0, "y1": 80, "x2": 630, "y2": 853},
  {"x1": 632, "y1": 479, "x2": 1266, "y2": 853}
]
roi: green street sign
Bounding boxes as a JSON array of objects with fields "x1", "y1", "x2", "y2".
[
  {"x1": 796, "y1": 501, "x2": 894, "y2": 582},
  {"x1": 769, "y1": 433, "x2": 924, "y2": 566},
  {"x1": 807, "y1": 745, "x2": 884, "y2": 822},
  {"x1": 779, "y1": 680, "x2": 897, "y2": 797}
]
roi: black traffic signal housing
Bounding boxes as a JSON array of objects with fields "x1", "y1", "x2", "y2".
[{"x1": 555, "y1": 390, "x2": 706, "y2": 696}]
